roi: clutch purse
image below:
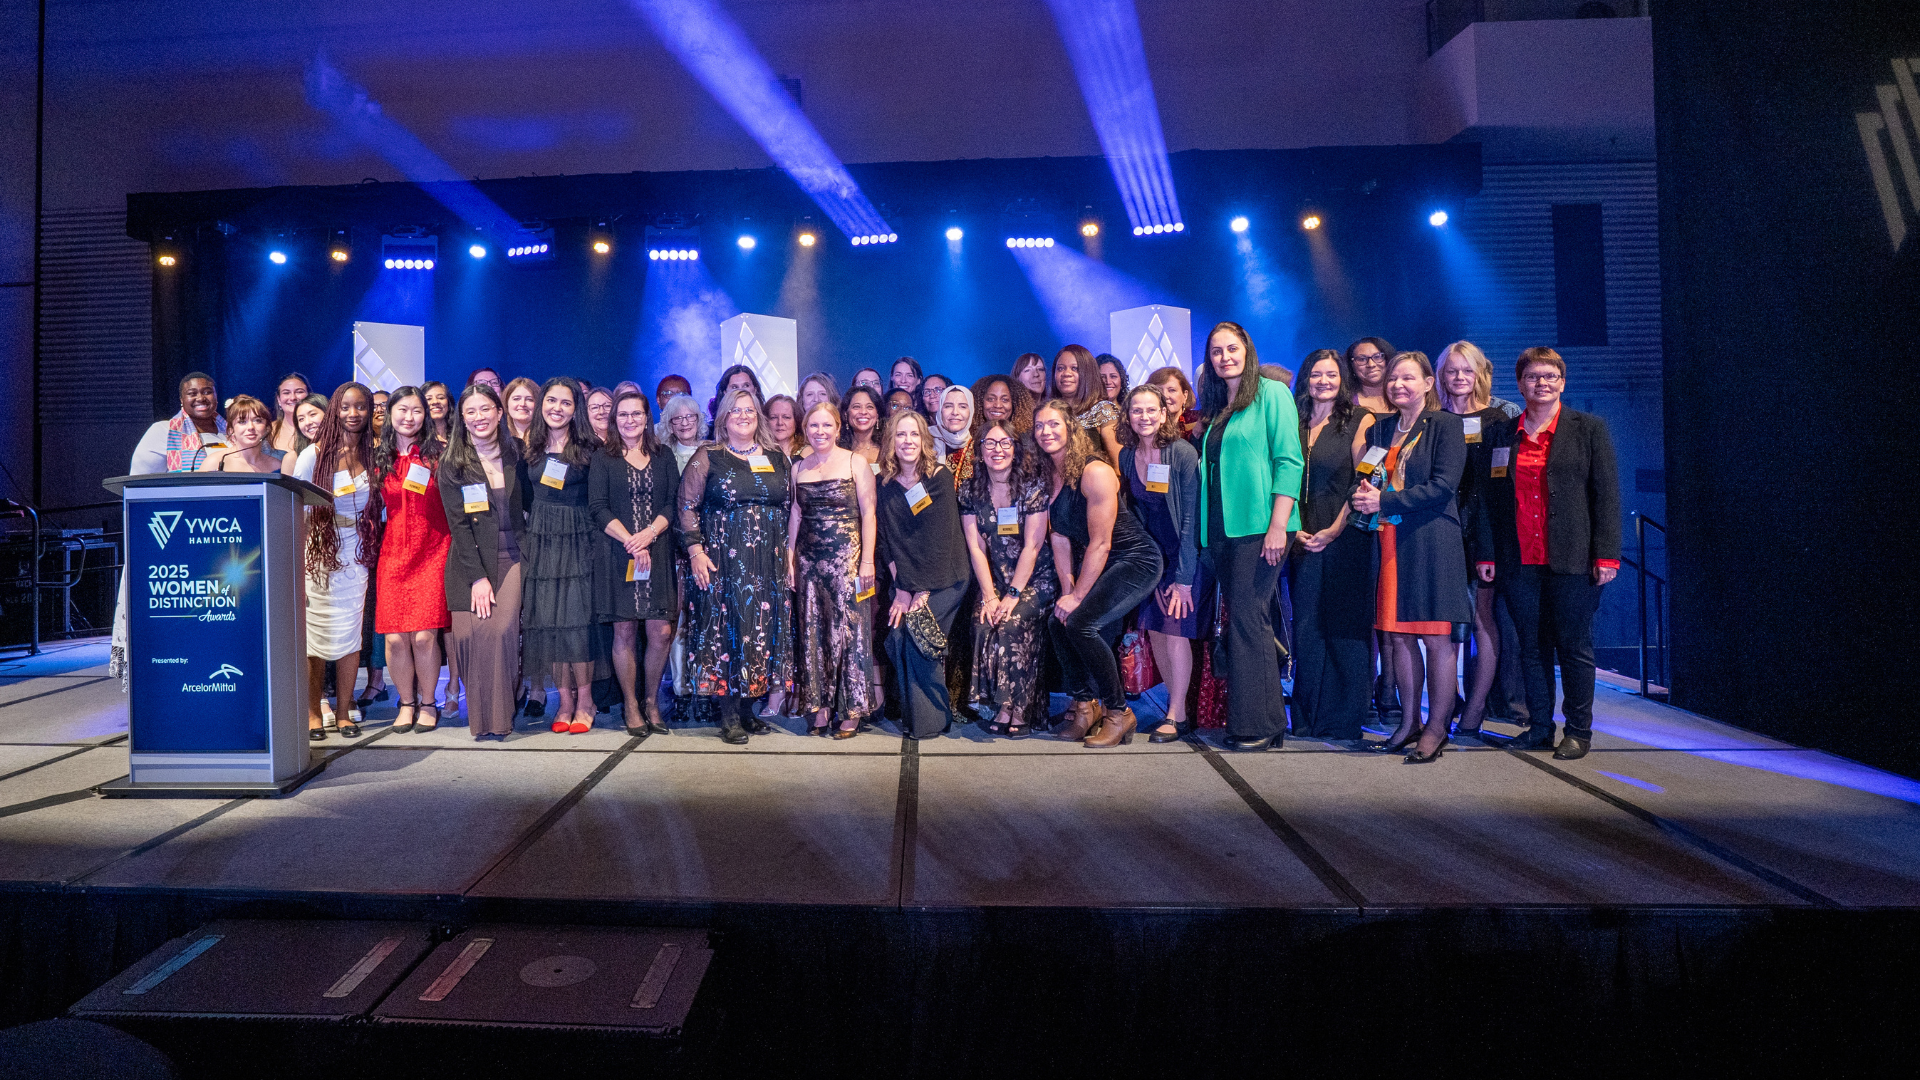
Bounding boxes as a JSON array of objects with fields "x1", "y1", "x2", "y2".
[{"x1": 905, "y1": 597, "x2": 949, "y2": 660}]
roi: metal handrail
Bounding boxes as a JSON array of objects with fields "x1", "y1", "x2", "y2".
[{"x1": 1634, "y1": 512, "x2": 1667, "y2": 696}]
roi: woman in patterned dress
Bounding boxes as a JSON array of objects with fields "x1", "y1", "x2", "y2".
[
  {"x1": 679, "y1": 387, "x2": 795, "y2": 744},
  {"x1": 959, "y1": 419, "x2": 1057, "y2": 736},
  {"x1": 786, "y1": 401, "x2": 879, "y2": 738},
  {"x1": 590, "y1": 390, "x2": 679, "y2": 736}
]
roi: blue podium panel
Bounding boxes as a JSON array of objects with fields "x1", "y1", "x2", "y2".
[{"x1": 125, "y1": 496, "x2": 270, "y2": 754}]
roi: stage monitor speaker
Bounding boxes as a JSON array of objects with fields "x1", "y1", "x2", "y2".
[
  {"x1": 1110, "y1": 304, "x2": 1191, "y2": 388},
  {"x1": 371, "y1": 924, "x2": 712, "y2": 1037},
  {"x1": 720, "y1": 313, "x2": 798, "y2": 400},
  {"x1": 68, "y1": 920, "x2": 437, "y2": 1022},
  {"x1": 353, "y1": 320, "x2": 425, "y2": 392}
]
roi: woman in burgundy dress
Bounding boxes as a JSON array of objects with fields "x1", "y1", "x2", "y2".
[{"x1": 373, "y1": 386, "x2": 452, "y2": 733}]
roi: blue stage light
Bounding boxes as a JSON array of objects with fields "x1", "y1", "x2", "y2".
[
  {"x1": 1230, "y1": 216, "x2": 1250, "y2": 234},
  {"x1": 1043, "y1": 0, "x2": 1183, "y2": 238},
  {"x1": 469, "y1": 244, "x2": 486, "y2": 259},
  {"x1": 946, "y1": 226, "x2": 964, "y2": 242},
  {"x1": 737, "y1": 235, "x2": 756, "y2": 250},
  {"x1": 268, "y1": 250, "x2": 288, "y2": 264},
  {"x1": 1429, "y1": 210, "x2": 1449, "y2": 227}
]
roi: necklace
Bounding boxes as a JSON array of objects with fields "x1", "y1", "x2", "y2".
[
  {"x1": 726, "y1": 441, "x2": 758, "y2": 456},
  {"x1": 1396, "y1": 413, "x2": 1418, "y2": 434}
]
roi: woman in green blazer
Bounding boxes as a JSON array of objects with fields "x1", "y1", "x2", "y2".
[{"x1": 1195, "y1": 322, "x2": 1304, "y2": 751}]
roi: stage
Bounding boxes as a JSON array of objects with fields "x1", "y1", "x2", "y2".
[{"x1": 4, "y1": 640, "x2": 1919, "y2": 1074}]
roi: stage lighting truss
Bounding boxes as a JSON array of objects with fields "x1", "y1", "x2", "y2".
[
  {"x1": 645, "y1": 225, "x2": 702, "y2": 262},
  {"x1": 505, "y1": 223, "x2": 557, "y2": 263},
  {"x1": 380, "y1": 234, "x2": 438, "y2": 271}
]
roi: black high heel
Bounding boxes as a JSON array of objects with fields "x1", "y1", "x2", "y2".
[
  {"x1": 1404, "y1": 732, "x2": 1451, "y2": 764},
  {"x1": 1373, "y1": 722, "x2": 1421, "y2": 753}
]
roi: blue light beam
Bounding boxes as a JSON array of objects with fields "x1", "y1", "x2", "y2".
[
  {"x1": 304, "y1": 54, "x2": 518, "y2": 236},
  {"x1": 625, "y1": 0, "x2": 892, "y2": 242},
  {"x1": 1009, "y1": 243, "x2": 1157, "y2": 350},
  {"x1": 636, "y1": 255, "x2": 743, "y2": 396},
  {"x1": 1043, "y1": 0, "x2": 1184, "y2": 235}
]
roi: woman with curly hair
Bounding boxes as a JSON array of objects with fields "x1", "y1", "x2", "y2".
[
  {"x1": 292, "y1": 382, "x2": 381, "y2": 739},
  {"x1": 959, "y1": 417, "x2": 1056, "y2": 736},
  {"x1": 1034, "y1": 399, "x2": 1162, "y2": 747},
  {"x1": 972, "y1": 373, "x2": 1035, "y2": 439}
]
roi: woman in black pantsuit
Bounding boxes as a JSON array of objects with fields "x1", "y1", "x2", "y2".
[
  {"x1": 1287, "y1": 350, "x2": 1377, "y2": 742},
  {"x1": 1352, "y1": 352, "x2": 1472, "y2": 763},
  {"x1": 875, "y1": 409, "x2": 970, "y2": 739}
]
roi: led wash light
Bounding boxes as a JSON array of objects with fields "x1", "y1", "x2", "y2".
[
  {"x1": 1044, "y1": 0, "x2": 1184, "y2": 237},
  {"x1": 381, "y1": 234, "x2": 439, "y2": 270},
  {"x1": 1005, "y1": 237, "x2": 1057, "y2": 248},
  {"x1": 625, "y1": 0, "x2": 893, "y2": 244},
  {"x1": 850, "y1": 233, "x2": 898, "y2": 246},
  {"x1": 645, "y1": 225, "x2": 702, "y2": 262}
]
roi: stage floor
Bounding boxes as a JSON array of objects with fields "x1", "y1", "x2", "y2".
[{"x1": 3, "y1": 641, "x2": 1917, "y2": 912}]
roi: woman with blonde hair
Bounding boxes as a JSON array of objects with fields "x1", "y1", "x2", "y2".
[
  {"x1": 875, "y1": 408, "x2": 969, "y2": 738},
  {"x1": 1437, "y1": 340, "x2": 1519, "y2": 737},
  {"x1": 502, "y1": 377, "x2": 540, "y2": 443},
  {"x1": 786, "y1": 401, "x2": 879, "y2": 737}
]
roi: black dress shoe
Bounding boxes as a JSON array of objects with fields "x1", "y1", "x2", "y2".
[
  {"x1": 1224, "y1": 734, "x2": 1281, "y2": 751},
  {"x1": 743, "y1": 715, "x2": 771, "y2": 735},
  {"x1": 1553, "y1": 733, "x2": 1591, "y2": 760},
  {"x1": 1490, "y1": 725, "x2": 1556, "y2": 751},
  {"x1": 719, "y1": 724, "x2": 750, "y2": 745},
  {"x1": 1148, "y1": 722, "x2": 1187, "y2": 744}
]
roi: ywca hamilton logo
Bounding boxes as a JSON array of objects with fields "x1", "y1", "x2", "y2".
[
  {"x1": 1857, "y1": 56, "x2": 1920, "y2": 250},
  {"x1": 148, "y1": 511, "x2": 184, "y2": 549}
]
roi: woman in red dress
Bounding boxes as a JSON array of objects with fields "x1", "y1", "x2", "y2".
[{"x1": 374, "y1": 386, "x2": 453, "y2": 733}]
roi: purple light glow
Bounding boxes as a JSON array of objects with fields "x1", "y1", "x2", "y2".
[
  {"x1": 1009, "y1": 242, "x2": 1158, "y2": 351},
  {"x1": 626, "y1": 0, "x2": 891, "y2": 242},
  {"x1": 1043, "y1": 0, "x2": 1183, "y2": 234}
]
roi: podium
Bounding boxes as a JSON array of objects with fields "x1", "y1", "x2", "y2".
[{"x1": 99, "y1": 473, "x2": 332, "y2": 795}]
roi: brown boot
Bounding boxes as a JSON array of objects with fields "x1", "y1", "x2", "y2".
[
  {"x1": 1056, "y1": 699, "x2": 1104, "y2": 741},
  {"x1": 1083, "y1": 706, "x2": 1137, "y2": 748}
]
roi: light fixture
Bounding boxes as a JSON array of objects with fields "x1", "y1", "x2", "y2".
[
  {"x1": 156, "y1": 255, "x2": 176, "y2": 267},
  {"x1": 381, "y1": 233, "x2": 440, "y2": 270},
  {"x1": 1080, "y1": 222, "x2": 1099, "y2": 237},
  {"x1": 267, "y1": 250, "x2": 288, "y2": 265},
  {"x1": 592, "y1": 240, "x2": 611, "y2": 254},
  {"x1": 1229, "y1": 216, "x2": 1250, "y2": 234},
  {"x1": 330, "y1": 248, "x2": 349, "y2": 262},
  {"x1": 798, "y1": 232, "x2": 817, "y2": 247},
  {"x1": 1301, "y1": 215, "x2": 1322, "y2": 231},
  {"x1": 469, "y1": 244, "x2": 487, "y2": 259},
  {"x1": 738, "y1": 235, "x2": 757, "y2": 250},
  {"x1": 1004, "y1": 236, "x2": 1056, "y2": 248},
  {"x1": 851, "y1": 232, "x2": 899, "y2": 246},
  {"x1": 1429, "y1": 210, "x2": 1449, "y2": 227},
  {"x1": 945, "y1": 226, "x2": 964, "y2": 242}
]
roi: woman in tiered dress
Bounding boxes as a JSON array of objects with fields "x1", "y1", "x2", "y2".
[{"x1": 786, "y1": 401, "x2": 878, "y2": 738}]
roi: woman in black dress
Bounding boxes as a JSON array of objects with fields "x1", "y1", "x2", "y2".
[
  {"x1": 1034, "y1": 400, "x2": 1163, "y2": 748},
  {"x1": 521, "y1": 376, "x2": 605, "y2": 734},
  {"x1": 590, "y1": 390, "x2": 678, "y2": 736},
  {"x1": 1351, "y1": 352, "x2": 1471, "y2": 763},
  {"x1": 959, "y1": 419, "x2": 1056, "y2": 737},
  {"x1": 680, "y1": 388, "x2": 794, "y2": 744},
  {"x1": 1116, "y1": 383, "x2": 1209, "y2": 742},
  {"x1": 786, "y1": 401, "x2": 879, "y2": 737},
  {"x1": 1437, "y1": 340, "x2": 1513, "y2": 738},
  {"x1": 876, "y1": 409, "x2": 969, "y2": 739},
  {"x1": 1288, "y1": 349, "x2": 1377, "y2": 742}
]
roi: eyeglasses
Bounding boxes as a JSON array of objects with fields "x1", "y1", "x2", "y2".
[
  {"x1": 726, "y1": 407, "x2": 759, "y2": 418},
  {"x1": 1351, "y1": 353, "x2": 1385, "y2": 365},
  {"x1": 1519, "y1": 372, "x2": 1564, "y2": 384},
  {"x1": 980, "y1": 438, "x2": 1016, "y2": 452}
]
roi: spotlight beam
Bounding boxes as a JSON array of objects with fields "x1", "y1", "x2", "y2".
[
  {"x1": 1043, "y1": 0, "x2": 1183, "y2": 234},
  {"x1": 303, "y1": 54, "x2": 518, "y2": 236},
  {"x1": 625, "y1": 0, "x2": 892, "y2": 242}
]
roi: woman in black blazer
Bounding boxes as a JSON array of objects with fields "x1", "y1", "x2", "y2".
[
  {"x1": 437, "y1": 384, "x2": 531, "y2": 740},
  {"x1": 588, "y1": 390, "x2": 680, "y2": 736},
  {"x1": 1351, "y1": 352, "x2": 1471, "y2": 763}
]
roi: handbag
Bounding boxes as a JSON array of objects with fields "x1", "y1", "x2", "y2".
[
  {"x1": 905, "y1": 597, "x2": 948, "y2": 661},
  {"x1": 1118, "y1": 629, "x2": 1159, "y2": 696}
]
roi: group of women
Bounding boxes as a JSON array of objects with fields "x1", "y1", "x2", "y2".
[{"x1": 130, "y1": 321, "x2": 1617, "y2": 764}]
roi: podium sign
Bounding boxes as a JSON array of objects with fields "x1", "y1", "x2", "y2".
[
  {"x1": 125, "y1": 496, "x2": 270, "y2": 752},
  {"x1": 103, "y1": 474, "x2": 328, "y2": 795}
]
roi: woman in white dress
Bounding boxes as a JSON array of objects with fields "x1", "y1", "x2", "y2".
[{"x1": 292, "y1": 382, "x2": 379, "y2": 739}]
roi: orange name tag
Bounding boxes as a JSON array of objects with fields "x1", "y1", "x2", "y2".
[
  {"x1": 1463, "y1": 417, "x2": 1482, "y2": 444},
  {"x1": 1357, "y1": 445, "x2": 1387, "y2": 477},
  {"x1": 540, "y1": 457, "x2": 568, "y2": 489},
  {"x1": 403, "y1": 462, "x2": 432, "y2": 494},
  {"x1": 1145, "y1": 462, "x2": 1170, "y2": 493},
  {"x1": 905, "y1": 481, "x2": 931, "y2": 515},
  {"x1": 626, "y1": 559, "x2": 649, "y2": 582},
  {"x1": 995, "y1": 505, "x2": 1020, "y2": 536}
]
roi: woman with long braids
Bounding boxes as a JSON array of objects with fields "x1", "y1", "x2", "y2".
[
  {"x1": 679, "y1": 387, "x2": 794, "y2": 744},
  {"x1": 520, "y1": 376, "x2": 606, "y2": 734},
  {"x1": 292, "y1": 383, "x2": 380, "y2": 739},
  {"x1": 372, "y1": 386, "x2": 452, "y2": 734},
  {"x1": 589, "y1": 390, "x2": 679, "y2": 736},
  {"x1": 437, "y1": 384, "x2": 530, "y2": 740}
]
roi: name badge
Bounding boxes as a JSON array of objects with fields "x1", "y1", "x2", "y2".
[
  {"x1": 1491, "y1": 447, "x2": 1511, "y2": 478},
  {"x1": 332, "y1": 469, "x2": 356, "y2": 497},
  {"x1": 1145, "y1": 462, "x2": 1171, "y2": 493},
  {"x1": 626, "y1": 559, "x2": 650, "y2": 583},
  {"x1": 403, "y1": 462, "x2": 432, "y2": 494},
  {"x1": 1462, "y1": 417, "x2": 1482, "y2": 444},
  {"x1": 855, "y1": 581, "x2": 875, "y2": 602},
  {"x1": 1357, "y1": 445, "x2": 1388, "y2": 477},
  {"x1": 996, "y1": 505, "x2": 1021, "y2": 536},
  {"x1": 904, "y1": 481, "x2": 931, "y2": 515},
  {"x1": 871, "y1": 461, "x2": 882, "y2": 476},
  {"x1": 747, "y1": 454, "x2": 774, "y2": 474},
  {"x1": 200, "y1": 437, "x2": 226, "y2": 450},
  {"x1": 461, "y1": 483, "x2": 489, "y2": 514},
  {"x1": 540, "y1": 457, "x2": 569, "y2": 489}
]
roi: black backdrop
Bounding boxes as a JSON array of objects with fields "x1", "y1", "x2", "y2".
[
  {"x1": 1658, "y1": 3, "x2": 1920, "y2": 776},
  {"x1": 129, "y1": 146, "x2": 1479, "y2": 416}
]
